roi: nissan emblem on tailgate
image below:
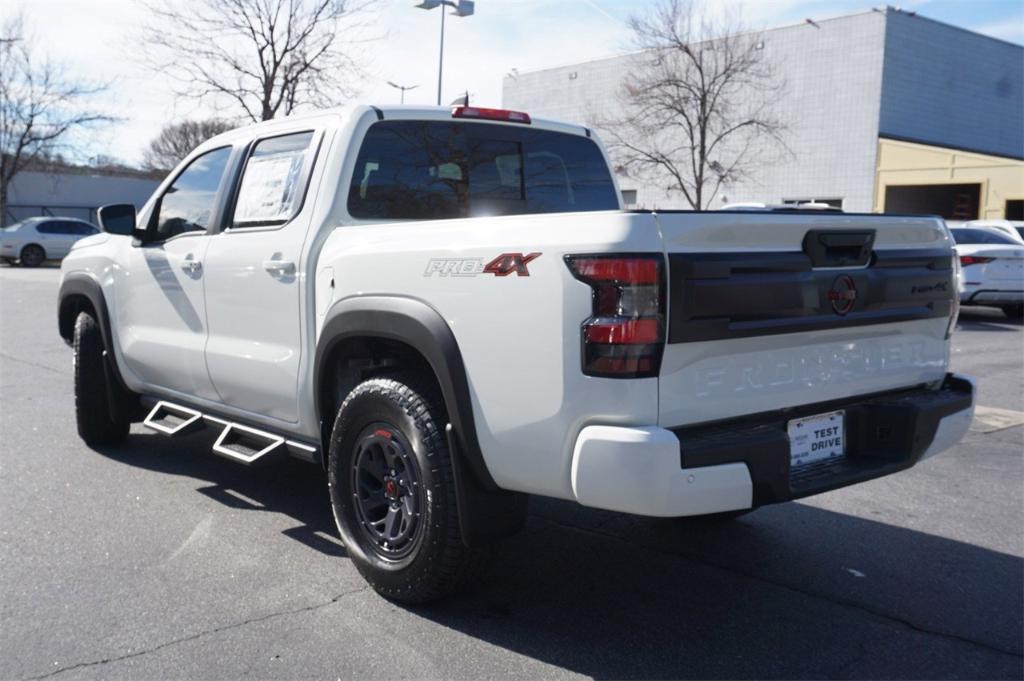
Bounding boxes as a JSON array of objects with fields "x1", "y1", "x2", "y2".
[{"x1": 828, "y1": 275, "x2": 857, "y2": 316}]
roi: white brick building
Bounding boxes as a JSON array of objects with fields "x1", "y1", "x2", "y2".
[{"x1": 503, "y1": 8, "x2": 1023, "y2": 217}]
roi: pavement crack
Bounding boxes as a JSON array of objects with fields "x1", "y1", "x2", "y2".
[
  {"x1": 27, "y1": 585, "x2": 369, "y2": 680},
  {"x1": 0, "y1": 352, "x2": 67, "y2": 376},
  {"x1": 529, "y1": 514, "x2": 1024, "y2": 660}
]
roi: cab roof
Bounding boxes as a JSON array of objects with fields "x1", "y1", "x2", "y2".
[{"x1": 201, "y1": 104, "x2": 592, "y2": 151}]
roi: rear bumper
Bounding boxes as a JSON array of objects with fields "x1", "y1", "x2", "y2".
[
  {"x1": 962, "y1": 289, "x2": 1024, "y2": 305},
  {"x1": 570, "y1": 373, "x2": 975, "y2": 517}
]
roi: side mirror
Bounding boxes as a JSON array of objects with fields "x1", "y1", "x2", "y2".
[{"x1": 97, "y1": 203, "x2": 139, "y2": 237}]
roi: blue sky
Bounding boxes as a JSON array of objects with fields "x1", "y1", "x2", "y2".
[{"x1": 5, "y1": 0, "x2": 1022, "y2": 164}]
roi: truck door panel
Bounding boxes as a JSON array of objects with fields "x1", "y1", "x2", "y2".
[
  {"x1": 114, "y1": 146, "x2": 233, "y2": 400},
  {"x1": 202, "y1": 130, "x2": 321, "y2": 423}
]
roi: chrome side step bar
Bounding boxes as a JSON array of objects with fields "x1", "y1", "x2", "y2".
[
  {"x1": 140, "y1": 398, "x2": 319, "y2": 466},
  {"x1": 212, "y1": 423, "x2": 285, "y2": 465},
  {"x1": 143, "y1": 401, "x2": 203, "y2": 436}
]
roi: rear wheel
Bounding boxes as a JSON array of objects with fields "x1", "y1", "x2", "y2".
[
  {"x1": 74, "y1": 312, "x2": 130, "y2": 445},
  {"x1": 1002, "y1": 305, "x2": 1023, "y2": 320},
  {"x1": 19, "y1": 244, "x2": 45, "y2": 267},
  {"x1": 328, "y1": 376, "x2": 491, "y2": 603}
]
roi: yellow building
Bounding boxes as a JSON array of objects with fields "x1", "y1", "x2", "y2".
[{"x1": 875, "y1": 137, "x2": 1024, "y2": 220}]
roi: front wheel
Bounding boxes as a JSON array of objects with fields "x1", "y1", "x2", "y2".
[
  {"x1": 328, "y1": 376, "x2": 491, "y2": 603},
  {"x1": 74, "y1": 312, "x2": 130, "y2": 445}
]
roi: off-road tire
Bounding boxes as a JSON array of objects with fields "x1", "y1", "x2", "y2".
[
  {"x1": 73, "y1": 312, "x2": 130, "y2": 445},
  {"x1": 328, "y1": 375, "x2": 492, "y2": 603},
  {"x1": 19, "y1": 244, "x2": 45, "y2": 267}
]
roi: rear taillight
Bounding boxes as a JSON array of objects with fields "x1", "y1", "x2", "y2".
[
  {"x1": 960, "y1": 255, "x2": 994, "y2": 266},
  {"x1": 566, "y1": 254, "x2": 666, "y2": 378}
]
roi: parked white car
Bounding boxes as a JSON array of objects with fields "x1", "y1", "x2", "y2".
[
  {"x1": 962, "y1": 219, "x2": 1024, "y2": 245},
  {"x1": 950, "y1": 225, "x2": 1024, "y2": 319},
  {"x1": 57, "y1": 104, "x2": 975, "y2": 602},
  {"x1": 1, "y1": 217, "x2": 101, "y2": 267}
]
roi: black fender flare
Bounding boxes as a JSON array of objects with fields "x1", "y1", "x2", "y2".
[
  {"x1": 58, "y1": 274, "x2": 137, "y2": 405},
  {"x1": 314, "y1": 295, "x2": 527, "y2": 545},
  {"x1": 314, "y1": 294, "x2": 497, "y2": 490},
  {"x1": 58, "y1": 275, "x2": 111, "y2": 346}
]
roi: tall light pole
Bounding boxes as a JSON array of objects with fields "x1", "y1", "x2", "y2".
[
  {"x1": 387, "y1": 81, "x2": 419, "y2": 104},
  {"x1": 415, "y1": 0, "x2": 475, "y2": 106}
]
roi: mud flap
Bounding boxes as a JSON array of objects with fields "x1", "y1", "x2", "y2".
[{"x1": 446, "y1": 423, "x2": 528, "y2": 547}]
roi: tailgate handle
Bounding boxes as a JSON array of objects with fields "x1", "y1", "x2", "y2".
[{"x1": 803, "y1": 230, "x2": 875, "y2": 268}]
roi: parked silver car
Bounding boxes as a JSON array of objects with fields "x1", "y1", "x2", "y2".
[{"x1": 0, "y1": 217, "x2": 101, "y2": 267}]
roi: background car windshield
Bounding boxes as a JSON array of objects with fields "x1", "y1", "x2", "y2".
[
  {"x1": 950, "y1": 228, "x2": 1018, "y2": 245},
  {"x1": 348, "y1": 121, "x2": 619, "y2": 220}
]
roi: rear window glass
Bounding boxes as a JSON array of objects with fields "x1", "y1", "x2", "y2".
[
  {"x1": 950, "y1": 228, "x2": 1017, "y2": 245},
  {"x1": 347, "y1": 121, "x2": 619, "y2": 220}
]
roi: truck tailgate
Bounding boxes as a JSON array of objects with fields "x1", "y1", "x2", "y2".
[{"x1": 653, "y1": 212, "x2": 955, "y2": 427}]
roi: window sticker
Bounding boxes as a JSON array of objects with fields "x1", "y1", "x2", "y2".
[{"x1": 234, "y1": 149, "x2": 306, "y2": 223}]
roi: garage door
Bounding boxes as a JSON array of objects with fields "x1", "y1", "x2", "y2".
[{"x1": 884, "y1": 183, "x2": 980, "y2": 219}]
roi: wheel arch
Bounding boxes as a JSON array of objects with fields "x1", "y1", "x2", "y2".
[
  {"x1": 58, "y1": 274, "x2": 131, "y2": 393},
  {"x1": 314, "y1": 295, "x2": 498, "y2": 491},
  {"x1": 315, "y1": 295, "x2": 527, "y2": 546}
]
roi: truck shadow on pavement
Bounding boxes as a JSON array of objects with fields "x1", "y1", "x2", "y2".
[
  {"x1": 422, "y1": 501, "x2": 1023, "y2": 679},
  {"x1": 957, "y1": 309, "x2": 1024, "y2": 330},
  {"x1": 93, "y1": 430, "x2": 348, "y2": 559},
  {"x1": 91, "y1": 432, "x2": 1024, "y2": 680}
]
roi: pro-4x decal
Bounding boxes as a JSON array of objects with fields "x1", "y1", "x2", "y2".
[
  {"x1": 483, "y1": 252, "x2": 541, "y2": 277},
  {"x1": 424, "y1": 252, "x2": 541, "y2": 277}
]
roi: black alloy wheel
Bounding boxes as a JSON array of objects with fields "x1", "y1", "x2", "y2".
[{"x1": 350, "y1": 422, "x2": 425, "y2": 560}]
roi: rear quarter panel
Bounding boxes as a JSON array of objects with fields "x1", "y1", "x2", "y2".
[{"x1": 316, "y1": 211, "x2": 661, "y2": 499}]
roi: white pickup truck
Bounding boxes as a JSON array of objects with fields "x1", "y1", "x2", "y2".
[{"x1": 58, "y1": 105, "x2": 975, "y2": 602}]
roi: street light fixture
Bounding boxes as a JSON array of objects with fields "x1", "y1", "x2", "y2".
[
  {"x1": 387, "y1": 81, "x2": 419, "y2": 104},
  {"x1": 415, "y1": 0, "x2": 475, "y2": 106}
]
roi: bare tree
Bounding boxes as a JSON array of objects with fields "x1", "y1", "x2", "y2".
[
  {"x1": 141, "y1": 0, "x2": 373, "y2": 123},
  {"x1": 597, "y1": 0, "x2": 786, "y2": 209},
  {"x1": 142, "y1": 119, "x2": 237, "y2": 171},
  {"x1": 0, "y1": 12, "x2": 111, "y2": 224}
]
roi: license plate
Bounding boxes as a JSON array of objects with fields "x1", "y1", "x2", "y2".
[{"x1": 788, "y1": 410, "x2": 845, "y2": 468}]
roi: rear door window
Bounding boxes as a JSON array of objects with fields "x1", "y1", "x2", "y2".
[
  {"x1": 348, "y1": 121, "x2": 618, "y2": 220},
  {"x1": 232, "y1": 131, "x2": 316, "y2": 227}
]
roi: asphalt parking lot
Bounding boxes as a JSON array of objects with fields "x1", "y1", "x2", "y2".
[{"x1": 1, "y1": 264, "x2": 1022, "y2": 680}]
